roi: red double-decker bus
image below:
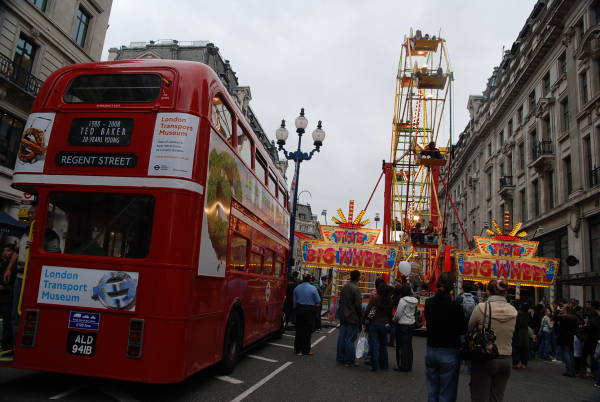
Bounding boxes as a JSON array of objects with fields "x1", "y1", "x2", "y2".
[{"x1": 6, "y1": 60, "x2": 290, "y2": 383}]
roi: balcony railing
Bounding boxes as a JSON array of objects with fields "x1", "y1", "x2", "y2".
[
  {"x1": 499, "y1": 176, "x2": 514, "y2": 189},
  {"x1": 0, "y1": 53, "x2": 43, "y2": 98},
  {"x1": 592, "y1": 166, "x2": 600, "y2": 188},
  {"x1": 532, "y1": 140, "x2": 554, "y2": 160}
]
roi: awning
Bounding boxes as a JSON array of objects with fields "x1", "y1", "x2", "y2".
[
  {"x1": 0, "y1": 211, "x2": 26, "y2": 237},
  {"x1": 294, "y1": 232, "x2": 313, "y2": 239}
]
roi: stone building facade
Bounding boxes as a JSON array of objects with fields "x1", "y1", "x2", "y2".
[
  {"x1": 442, "y1": 0, "x2": 600, "y2": 302},
  {"x1": 108, "y1": 40, "x2": 287, "y2": 175},
  {"x1": 0, "y1": 0, "x2": 112, "y2": 225}
]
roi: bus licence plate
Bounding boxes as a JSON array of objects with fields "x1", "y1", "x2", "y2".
[{"x1": 67, "y1": 331, "x2": 96, "y2": 356}]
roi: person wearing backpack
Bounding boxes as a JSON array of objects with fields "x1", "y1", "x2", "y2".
[
  {"x1": 457, "y1": 282, "x2": 479, "y2": 320},
  {"x1": 393, "y1": 283, "x2": 418, "y2": 372},
  {"x1": 468, "y1": 279, "x2": 517, "y2": 402}
]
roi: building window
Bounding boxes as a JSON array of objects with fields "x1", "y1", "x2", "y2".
[
  {"x1": 580, "y1": 70, "x2": 589, "y2": 106},
  {"x1": 560, "y1": 97, "x2": 569, "y2": 132},
  {"x1": 558, "y1": 52, "x2": 567, "y2": 75},
  {"x1": 584, "y1": 136, "x2": 593, "y2": 187},
  {"x1": 507, "y1": 119, "x2": 513, "y2": 138},
  {"x1": 30, "y1": 0, "x2": 47, "y2": 12},
  {"x1": 529, "y1": 129, "x2": 537, "y2": 160},
  {"x1": 546, "y1": 170, "x2": 555, "y2": 210},
  {"x1": 529, "y1": 90, "x2": 536, "y2": 114},
  {"x1": 487, "y1": 172, "x2": 492, "y2": 199},
  {"x1": 517, "y1": 105, "x2": 524, "y2": 124},
  {"x1": 487, "y1": 142, "x2": 492, "y2": 158},
  {"x1": 14, "y1": 34, "x2": 37, "y2": 74},
  {"x1": 591, "y1": 216, "x2": 600, "y2": 273},
  {"x1": 498, "y1": 131, "x2": 504, "y2": 148},
  {"x1": 542, "y1": 72, "x2": 550, "y2": 96},
  {"x1": 542, "y1": 115, "x2": 551, "y2": 141},
  {"x1": 533, "y1": 179, "x2": 540, "y2": 218},
  {"x1": 0, "y1": 111, "x2": 26, "y2": 170},
  {"x1": 520, "y1": 189, "x2": 527, "y2": 221},
  {"x1": 518, "y1": 142, "x2": 525, "y2": 170},
  {"x1": 72, "y1": 7, "x2": 91, "y2": 48},
  {"x1": 575, "y1": 18, "x2": 585, "y2": 47},
  {"x1": 564, "y1": 156, "x2": 573, "y2": 197}
]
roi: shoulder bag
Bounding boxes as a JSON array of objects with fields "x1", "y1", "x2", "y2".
[{"x1": 465, "y1": 302, "x2": 499, "y2": 360}]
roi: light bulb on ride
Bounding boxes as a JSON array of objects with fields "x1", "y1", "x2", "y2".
[
  {"x1": 399, "y1": 261, "x2": 411, "y2": 276},
  {"x1": 312, "y1": 121, "x2": 325, "y2": 147},
  {"x1": 275, "y1": 119, "x2": 289, "y2": 146},
  {"x1": 295, "y1": 108, "x2": 308, "y2": 130}
]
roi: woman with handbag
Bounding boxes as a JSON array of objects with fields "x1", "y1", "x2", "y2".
[
  {"x1": 468, "y1": 279, "x2": 517, "y2": 402},
  {"x1": 363, "y1": 283, "x2": 393, "y2": 372}
]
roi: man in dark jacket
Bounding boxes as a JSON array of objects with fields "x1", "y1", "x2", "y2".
[
  {"x1": 556, "y1": 307, "x2": 579, "y2": 377},
  {"x1": 336, "y1": 269, "x2": 362, "y2": 367},
  {"x1": 425, "y1": 273, "x2": 466, "y2": 402}
]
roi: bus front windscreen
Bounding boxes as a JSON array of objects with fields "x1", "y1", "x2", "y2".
[{"x1": 45, "y1": 192, "x2": 154, "y2": 258}]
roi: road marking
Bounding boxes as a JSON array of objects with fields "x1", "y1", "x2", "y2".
[
  {"x1": 100, "y1": 385, "x2": 140, "y2": 402},
  {"x1": 229, "y1": 362, "x2": 292, "y2": 402},
  {"x1": 328, "y1": 327, "x2": 337, "y2": 334},
  {"x1": 248, "y1": 354, "x2": 278, "y2": 363},
  {"x1": 267, "y1": 342, "x2": 293, "y2": 349},
  {"x1": 311, "y1": 335, "x2": 326, "y2": 348},
  {"x1": 49, "y1": 385, "x2": 85, "y2": 400},
  {"x1": 282, "y1": 334, "x2": 294, "y2": 338},
  {"x1": 215, "y1": 375, "x2": 244, "y2": 384}
]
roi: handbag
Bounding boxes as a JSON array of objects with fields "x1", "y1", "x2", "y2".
[{"x1": 465, "y1": 302, "x2": 499, "y2": 360}]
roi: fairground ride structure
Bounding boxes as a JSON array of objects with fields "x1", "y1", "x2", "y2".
[{"x1": 382, "y1": 29, "x2": 468, "y2": 286}]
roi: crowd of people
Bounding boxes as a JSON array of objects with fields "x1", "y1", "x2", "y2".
[{"x1": 328, "y1": 270, "x2": 600, "y2": 402}]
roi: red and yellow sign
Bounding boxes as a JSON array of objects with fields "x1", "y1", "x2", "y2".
[
  {"x1": 455, "y1": 221, "x2": 558, "y2": 288},
  {"x1": 320, "y1": 225, "x2": 380, "y2": 245},
  {"x1": 300, "y1": 240, "x2": 399, "y2": 273}
]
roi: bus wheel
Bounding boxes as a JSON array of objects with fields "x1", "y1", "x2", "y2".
[
  {"x1": 217, "y1": 313, "x2": 242, "y2": 375},
  {"x1": 272, "y1": 309, "x2": 286, "y2": 340}
]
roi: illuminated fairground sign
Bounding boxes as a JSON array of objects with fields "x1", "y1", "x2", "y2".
[
  {"x1": 299, "y1": 201, "x2": 398, "y2": 273},
  {"x1": 320, "y1": 225, "x2": 380, "y2": 245},
  {"x1": 454, "y1": 215, "x2": 559, "y2": 288},
  {"x1": 300, "y1": 240, "x2": 399, "y2": 273}
]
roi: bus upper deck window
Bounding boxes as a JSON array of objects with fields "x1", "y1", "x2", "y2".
[
  {"x1": 46, "y1": 192, "x2": 154, "y2": 258},
  {"x1": 212, "y1": 96, "x2": 233, "y2": 143},
  {"x1": 64, "y1": 74, "x2": 162, "y2": 103}
]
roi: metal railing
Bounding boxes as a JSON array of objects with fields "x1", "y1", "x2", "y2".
[
  {"x1": 0, "y1": 53, "x2": 43, "y2": 97},
  {"x1": 592, "y1": 166, "x2": 600, "y2": 187},
  {"x1": 499, "y1": 176, "x2": 514, "y2": 189},
  {"x1": 532, "y1": 140, "x2": 554, "y2": 160}
]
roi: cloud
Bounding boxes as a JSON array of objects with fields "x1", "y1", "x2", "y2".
[{"x1": 102, "y1": 0, "x2": 535, "y2": 232}]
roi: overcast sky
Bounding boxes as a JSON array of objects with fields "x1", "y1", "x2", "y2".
[{"x1": 102, "y1": 0, "x2": 535, "y2": 231}]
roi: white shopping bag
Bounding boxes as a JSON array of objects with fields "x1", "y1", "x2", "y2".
[{"x1": 355, "y1": 331, "x2": 369, "y2": 359}]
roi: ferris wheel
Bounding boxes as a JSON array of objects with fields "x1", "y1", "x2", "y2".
[{"x1": 383, "y1": 28, "x2": 453, "y2": 283}]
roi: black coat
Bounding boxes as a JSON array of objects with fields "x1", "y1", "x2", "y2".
[{"x1": 425, "y1": 292, "x2": 467, "y2": 349}]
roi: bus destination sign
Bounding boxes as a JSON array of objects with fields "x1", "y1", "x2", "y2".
[
  {"x1": 56, "y1": 152, "x2": 137, "y2": 168},
  {"x1": 69, "y1": 118, "x2": 133, "y2": 146}
]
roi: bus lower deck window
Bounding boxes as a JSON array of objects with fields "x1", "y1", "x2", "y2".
[{"x1": 46, "y1": 192, "x2": 154, "y2": 258}]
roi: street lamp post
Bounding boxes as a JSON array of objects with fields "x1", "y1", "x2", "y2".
[
  {"x1": 374, "y1": 213, "x2": 380, "y2": 228},
  {"x1": 276, "y1": 108, "x2": 326, "y2": 277}
]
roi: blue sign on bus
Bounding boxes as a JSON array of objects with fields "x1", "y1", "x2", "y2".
[{"x1": 68, "y1": 311, "x2": 100, "y2": 331}]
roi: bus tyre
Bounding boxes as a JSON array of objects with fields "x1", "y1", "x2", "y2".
[
  {"x1": 272, "y1": 309, "x2": 285, "y2": 340},
  {"x1": 217, "y1": 313, "x2": 242, "y2": 375}
]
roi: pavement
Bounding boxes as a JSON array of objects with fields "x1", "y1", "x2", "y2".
[{"x1": 1, "y1": 326, "x2": 599, "y2": 401}]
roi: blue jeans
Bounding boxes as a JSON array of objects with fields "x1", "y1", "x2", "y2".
[
  {"x1": 561, "y1": 344, "x2": 575, "y2": 376},
  {"x1": 538, "y1": 331, "x2": 552, "y2": 360},
  {"x1": 426, "y1": 347, "x2": 460, "y2": 402},
  {"x1": 336, "y1": 322, "x2": 358, "y2": 364},
  {"x1": 368, "y1": 322, "x2": 389, "y2": 371}
]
